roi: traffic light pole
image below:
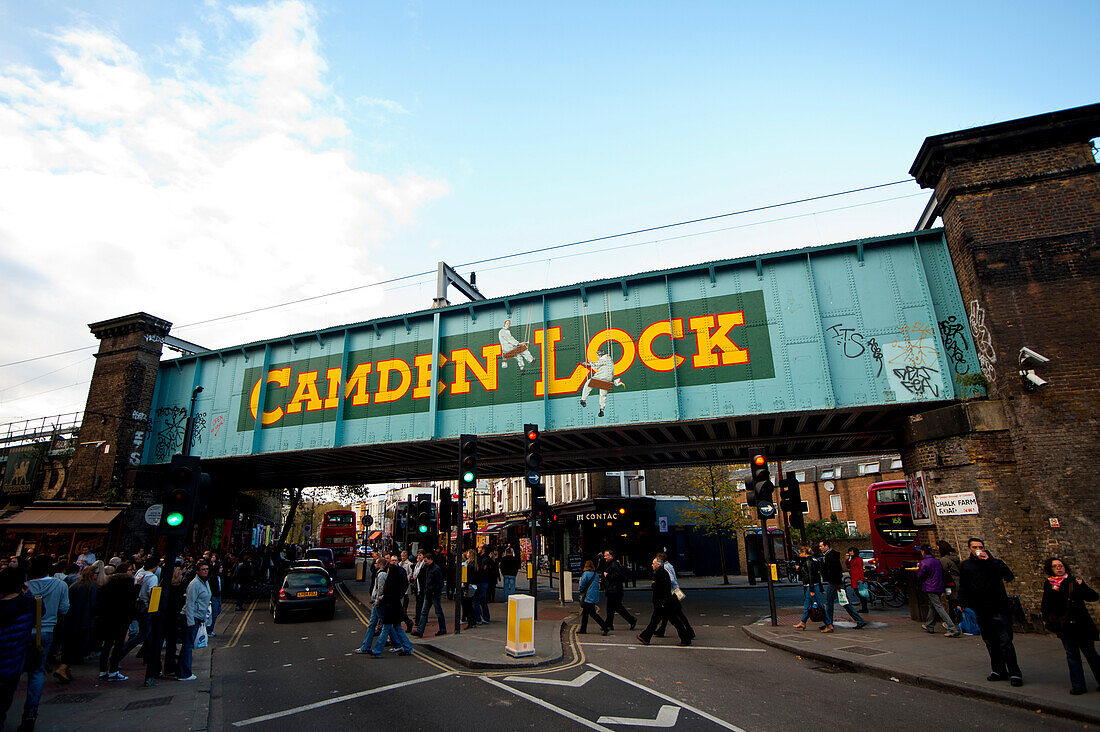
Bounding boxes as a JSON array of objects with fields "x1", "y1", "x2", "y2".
[
  {"x1": 528, "y1": 513, "x2": 538, "y2": 620},
  {"x1": 760, "y1": 517, "x2": 778, "y2": 626}
]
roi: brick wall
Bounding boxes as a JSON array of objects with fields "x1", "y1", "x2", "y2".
[{"x1": 909, "y1": 105, "x2": 1100, "y2": 623}]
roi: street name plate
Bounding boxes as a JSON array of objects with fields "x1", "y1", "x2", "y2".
[{"x1": 144, "y1": 504, "x2": 163, "y2": 526}]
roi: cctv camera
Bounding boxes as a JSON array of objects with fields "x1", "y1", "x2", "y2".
[
  {"x1": 1019, "y1": 347, "x2": 1050, "y2": 364},
  {"x1": 1020, "y1": 370, "x2": 1048, "y2": 388}
]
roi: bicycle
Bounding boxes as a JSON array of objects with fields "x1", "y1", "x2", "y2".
[{"x1": 865, "y1": 570, "x2": 908, "y2": 608}]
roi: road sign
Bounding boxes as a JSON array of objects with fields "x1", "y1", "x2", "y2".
[
  {"x1": 144, "y1": 504, "x2": 163, "y2": 527},
  {"x1": 757, "y1": 502, "x2": 777, "y2": 519},
  {"x1": 304, "y1": 524, "x2": 311, "y2": 535},
  {"x1": 363, "y1": 514, "x2": 374, "y2": 528}
]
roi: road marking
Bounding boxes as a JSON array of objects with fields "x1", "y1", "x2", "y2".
[
  {"x1": 482, "y1": 677, "x2": 614, "y2": 732},
  {"x1": 226, "y1": 600, "x2": 257, "y2": 649},
  {"x1": 243, "y1": 644, "x2": 250, "y2": 648},
  {"x1": 272, "y1": 640, "x2": 280, "y2": 644},
  {"x1": 316, "y1": 657, "x2": 325, "y2": 661},
  {"x1": 579, "y1": 643, "x2": 764, "y2": 652},
  {"x1": 598, "y1": 704, "x2": 680, "y2": 727},
  {"x1": 246, "y1": 670, "x2": 256, "y2": 674},
  {"x1": 587, "y1": 664, "x2": 746, "y2": 732},
  {"x1": 232, "y1": 671, "x2": 453, "y2": 727},
  {"x1": 283, "y1": 663, "x2": 292, "y2": 667},
  {"x1": 301, "y1": 636, "x2": 309, "y2": 640},
  {"x1": 503, "y1": 670, "x2": 599, "y2": 688}
]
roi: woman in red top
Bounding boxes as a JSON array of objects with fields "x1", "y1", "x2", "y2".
[{"x1": 846, "y1": 548, "x2": 869, "y2": 614}]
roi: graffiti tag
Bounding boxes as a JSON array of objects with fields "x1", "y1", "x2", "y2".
[
  {"x1": 968, "y1": 299, "x2": 996, "y2": 383},
  {"x1": 827, "y1": 324, "x2": 866, "y2": 358},
  {"x1": 892, "y1": 365, "x2": 941, "y2": 398},
  {"x1": 938, "y1": 316, "x2": 970, "y2": 375}
]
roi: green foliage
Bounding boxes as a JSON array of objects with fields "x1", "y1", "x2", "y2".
[
  {"x1": 677, "y1": 464, "x2": 754, "y2": 538},
  {"x1": 803, "y1": 514, "x2": 868, "y2": 542}
]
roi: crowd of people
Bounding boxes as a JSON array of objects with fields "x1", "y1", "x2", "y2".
[{"x1": 0, "y1": 540, "x2": 305, "y2": 731}]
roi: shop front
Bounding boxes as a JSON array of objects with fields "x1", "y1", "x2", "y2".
[
  {"x1": 548, "y1": 497, "x2": 657, "y2": 578},
  {"x1": 0, "y1": 504, "x2": 125, "y2": 561}
]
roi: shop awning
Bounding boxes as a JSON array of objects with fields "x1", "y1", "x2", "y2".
[
  {"x1": 0, "y1": 507, "x2": 123, "y2": 531},
  {"x1": 367, "y1": 530, "x2": 383, "y2": 540},
  {"x1": 481, "y1": 522, "x2": 506, "y2": 533}
]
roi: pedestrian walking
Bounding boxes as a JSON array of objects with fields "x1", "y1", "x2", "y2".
[
  {"x1": 24, "y1": 555, "x2": 68, "y2": 722},
  {"x1": 1041, "y1": 557, "x2": 1100, "y2": 695},
  {"x1": 578, "y1": 560, "x2": 611, "y2": 635},
  {"x1": 958, "y1": 537, "x2": 1022, "y2": 686},
  {"x1": 178, "y1": 563, "x2": 212, "y2": 682},
  {"x1": 207, "y1": 556, "x2": 223, "y2": 636},
  {"x1": 475, "y1": 546, "x2": 491, "y2": 622},
  {"x1": 602, "y1": 550, "x2": 636, "y2": 631},
  {"x1": 653, "y1": 554, "x2": 695, "y2": 639},
  {"x1": 412, "y1": 550, "x2": 426, "y2": 625},
  {"x1": 354, "y1": 558, "x2": 389, "y2": 653},
  {"x1": 846, "y1": 547, "x2": 870, "y2": 615},
  {"x1": 368, "y1": 555, "x2": 413, "y2": 657},
  {"x1": 939, "y1": 540, "x2": 963, "y2": 618},
  {"x1": 635, "y1": 556, "x2": 691, "y2": 646},
  {"x1": 917, "y1": 546, "x2": 960, "y2": 637},
  {"x1": 57, "y1": 566, "x2": 98, "y2": 684},
  {"x1": 97, "y1": 560, "x2": 136, "y2": 682},
  {"x1": 486, "y1": 549, "x2": 500, "y2": 603},
  {"x1": 400, "y1": 551, "x2": 415, "y2": 626},
  {"x1": 234, "y1": 555, "x2": 253, "y2": 611},
  {"x1": 817, "y1": 540, "x2": 866, "y2": 632},
  {"x1": 793, "y1": 546, "x2": 824, "y2": 629},
  {"x1": 461, "y1": 550, "x2": 481, "y2": 628},
  {"x1": 412, "y1": 551, "x2": 447, "y2": 637},
  {"x1": 162, "y1": 565, "x2": 187, "y2": 678},
  {"x1": 0, "y1": 566, "x2": 38, "y2": 732},
  {"x1": 499, "y1": 547, "x2": 520, "y2": 601},
  {"x1": 119, "y1": 556, "x2": 159, "y2": 662}
]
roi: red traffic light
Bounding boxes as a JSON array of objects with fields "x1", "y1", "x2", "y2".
[
  {"x1": 753, "y1": 454, "x2": 767, "y2": 466},
  {"x1": 527, "y1": 429, "x2": 538, "y2": 441}
]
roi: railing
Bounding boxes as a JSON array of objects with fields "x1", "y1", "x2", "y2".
[{"x1": 0, "y1": 412, "x2": 83, "y2": 450}]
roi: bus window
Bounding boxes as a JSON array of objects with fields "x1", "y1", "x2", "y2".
[
  {"x1": 873, "y1": 516, "x2": 918, "y2": 547},
  {"x1": 324, "y1": 513, "x2": 355, "y2": 526},
  {"x1": 875, "y1": 486, "x2": 909, "y2": 504}
]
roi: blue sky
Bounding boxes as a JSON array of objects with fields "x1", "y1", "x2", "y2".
[{"x1": 0, "y1": 0, "x2": 1097, "y2": 422}]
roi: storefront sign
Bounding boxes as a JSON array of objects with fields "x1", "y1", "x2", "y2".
[
  {"x1": 932, "y1": 491, "x2": 979, "y2": 516},
  {"x1": 906, "y1": 471, "x2": 934, "y2": 526},
  {"x1": 3, "y1": 447, "x2": 43, "y2": 497},
  {"x1": 573, "y1": 512, "x2": 621, "y2": 522}
]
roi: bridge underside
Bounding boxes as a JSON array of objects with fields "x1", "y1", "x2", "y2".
[{"x1": 201, "y1": 402, "x2": 940, "y2": 491}]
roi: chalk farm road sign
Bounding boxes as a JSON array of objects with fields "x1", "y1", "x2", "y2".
[
  {"x1": 144, "y1": 230, "x2": 981, "y2": 464},
  {"x1": 933, "y1": 491, "x2": 979, "y2": 516}
]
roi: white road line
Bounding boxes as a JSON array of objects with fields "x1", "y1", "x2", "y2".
[
  {"x1": 232, "y1": 671, "x2": 453, "y2": 727},
  {"x1": 579, "y1": 643, "x2": 765, "y2": 652},
  {"x1": 587, "y1": 664, "x2": 746, "y2": 732},
  {"x1": 246, "y1": 670, "x2": 256, "y2": 674},
  {"x1": 316, "y1": 658, "x2": 325, "y2": 661},
  {"x1": 283, "y1": 663, "x2": 292, "y2": 668},
  {"x1": 503, "y1": 670, "x2": 599, "y2": 688},
  {"x1": 482, "y1": 677, "x2": 614, "y2": 732},
  {"x1": 598, "y1": 704, "x2": 680, "y2": 727}
]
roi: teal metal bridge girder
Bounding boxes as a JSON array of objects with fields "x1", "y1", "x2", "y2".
[{"x1": 144, "y1": 229, "x2": 981, "y2": 487}]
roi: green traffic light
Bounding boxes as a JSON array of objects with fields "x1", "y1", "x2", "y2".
[
  {"x1": 418, "y1": 524, "x2": 428, "y2": 534},
  {"x1": 462, "y1": 471, "x2": 475, "y2": 482},
  {"x1": 165, "y1": 512, "x2": 184, "y2": 527}
]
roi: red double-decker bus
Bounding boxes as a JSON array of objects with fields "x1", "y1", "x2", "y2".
[
  {"x1": 866, "y1": 480, "x2": 921, "y2": 572},
  {"x1": 319, "y1": 509, "x2": 357, "y2": 567}
]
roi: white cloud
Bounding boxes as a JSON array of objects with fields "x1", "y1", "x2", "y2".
[{"x1": 0, "y1": 0, "x2": 447, "y2": 422}]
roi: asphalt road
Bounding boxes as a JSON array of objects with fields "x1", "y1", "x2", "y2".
[{"x1": 209, "y1": 577, "x2": 1088, "y2": 731}]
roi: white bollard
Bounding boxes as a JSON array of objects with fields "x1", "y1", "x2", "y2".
[
  {"x1": 561, "y1": 571, "x2": 573, "y2": 602},
  {"x1": 506, "y1": 594, "x2": 535, "y2": 657}
]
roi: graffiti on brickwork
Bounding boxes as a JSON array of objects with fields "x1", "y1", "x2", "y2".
[
  {"x1": 827, "y1": 323, "x2": 866, "y2": 358},
  {"x1": 891, "y1": 365, "x2": 940, "y2": 398},
  {"x1": 968, "y1": 299, "x2": 996, "y2": 383},
  {"x1": 153, "y1": 406, "x2": 187, "y2": 461},
  {"x1": 938, "y1": 316, "x2": 970, "y2": 375},
  {"x1": 867, "y1": 337, "x2": 883, "y2": 377},
  {"x1": 130, "y1": 430, "x2": 145, "y2": 466}
]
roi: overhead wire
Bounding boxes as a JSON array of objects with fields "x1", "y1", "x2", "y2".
[{"x1": 0, "y1": 178, "x2": 918, "y2": 372}]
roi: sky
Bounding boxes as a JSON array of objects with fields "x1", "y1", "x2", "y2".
[{"x1": 0, "y1": 0, "x2": 1097, "y2": 426}]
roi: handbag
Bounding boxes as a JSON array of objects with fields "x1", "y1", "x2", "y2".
[
  {"x1": 672, "y1": 588, "x2": 686, "y2": 602},
  {"x1": 809, "y1": 593, "x2": 825, "y2": 623},
  {"x1": 857, "y1": 581, "x2": 870, "y2": 601},
  {"x1": 195, "y1": 623, "x2": 208, "y2": 649}
]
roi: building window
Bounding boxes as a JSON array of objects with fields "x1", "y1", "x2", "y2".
[
  {"x1": 829, "y1": 494, "x2": 843, "y2": 512},
  {"x1": 735, "y1": 481, "x2": 746, "y2": 492},
  {"x1": 846, "y1": 521, "x2": 859, "y2": 536},
  {"x1": 794, "y1": 471, "x2": 806, "y2": 483},
  {"x1": 890, "y1": 458, "x2": 903, "y2": 470},
  {"x1": 821, "y1": 467, "x2": 842, "y2": 479},
  {"x1": 859, "y1": 462, "x2": 880, "y2": 475}
]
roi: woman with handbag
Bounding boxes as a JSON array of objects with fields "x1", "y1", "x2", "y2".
[
  {"x1": 846, "y1": 547, "x2": 870, "y2": 615},
  {"x1": 577, "y1": 561, "x2": 610, "y2": 635},
  {"x1": 1041, "y1": 557, "x2": 1100, "y2": 695},
  {"x1": 793, "y1": 546, "x2": 823, "y2": 629}
]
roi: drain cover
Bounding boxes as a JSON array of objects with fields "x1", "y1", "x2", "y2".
[
  {"x1": 836, "y1": 645, "x2": 890, "y2": 656},
  {"x1": 46, "y1": 693, "x2": 102, "y2": 704},
  {"x1": 124, "y1": 696, "x2": 174, "y2": 710}
]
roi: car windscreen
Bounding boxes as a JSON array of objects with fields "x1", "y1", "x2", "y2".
[
  {"x1": 305, "y1": 550, "x2": 333, "y2": 561},
  {"x1": 285, "y1": 572, "x2": 330, "y2": 589}
]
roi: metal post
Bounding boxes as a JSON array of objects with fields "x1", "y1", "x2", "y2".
[
  {"x1": 453, "y1": 524, "x2": 462, "y2": 635},
  {"x1": 528, "y1": 514, "x2": 538, "y2": 620},
  {"x1": 144, "y1": 535, "x2": 178, "y2": 684},
  {"x1": 761, "y1": 517, "x2": 778, "y2": 626}
]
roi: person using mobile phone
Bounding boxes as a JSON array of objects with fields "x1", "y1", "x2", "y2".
[{"x1": 958, "y1": 538, "x2": 1022, "y2": 686}]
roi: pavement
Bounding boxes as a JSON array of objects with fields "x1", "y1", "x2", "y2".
[
  {"x1": 1, "y1": 608, "x2": 225, "y2": 732},
  {"x1": 743, "y1": 602, "x2": 1100, "y2": 725},
  {"x1": 338, "y1": 577, "x2": 573, "y2": 668}
]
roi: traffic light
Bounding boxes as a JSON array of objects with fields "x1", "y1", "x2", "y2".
[
  {"x1": 779, "y1": 475, "x2": 804, "y2": 529},
  {"x1": 415, "y1": 494, "x2": 432, "y2": 534},
  {"x1": 438, "y1": 491, "x2": 452, "y2": 530},
  {"x1": 524, "y1": 424, "x2": 541, "y2": 488},
  {"x1": 163, "y1": 454, "x2": 199, "y2": 537},
  {"x1": 459, "y1": 434, "x2": 478, "y2": 490},
  {"x1": 749, "y1": 454, "x2": 774, "y2": 507}
]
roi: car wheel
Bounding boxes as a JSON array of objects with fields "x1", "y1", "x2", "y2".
[{"x1": 272, "y1": 605, "x2": 284, "y2": 623}]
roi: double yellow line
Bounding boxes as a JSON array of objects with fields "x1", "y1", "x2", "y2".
[
  {"x1": 225, "y1": 599, "x2": 258, "y2": 649},
  {"x1": 334, "y1": 584, "x2": 585, "y2": 678}
]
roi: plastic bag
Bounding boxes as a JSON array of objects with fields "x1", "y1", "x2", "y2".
[{"x1": 195, "y1": 623, "x2": 208, "y2": 649}]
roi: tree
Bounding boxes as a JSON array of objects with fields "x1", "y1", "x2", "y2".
[
  {"x1": 676, "y1": 464, "x2": 755, "y2": 584},
  {"x1": 275, "y1": 484, "x2": 369, "y2": 555},
  {"x1": 803, "y1": 514, "x2": 867, "y2": 543}
]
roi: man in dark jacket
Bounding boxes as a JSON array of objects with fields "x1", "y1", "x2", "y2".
[
  {"x1": 98, "y1": 561, "x2": 137, "y2": 682},
  {"x1": 0, "y1": 567, "x2": 37, "y2": 731},
  {"x1": 370, "y1": 555, "x2": 413, "y2": 656},
  {"x1": 958, "y1": 537, "x2": 1022, "y2": 686},
  {"x1": 818, "y1": 540, "x2": 866, "y2": 632},
  {"x1": 602, "y1": 550, "x2": 636, "y2": 631},
  {"x1": 636, "y1": 557, "x2": 690, "y2": 645},
  {"x1": 412, "y1": 552, "x2": 447, "y2": 637},
  {"x1": 917, "y1": 546, "x2": 960, "y2": 637}
]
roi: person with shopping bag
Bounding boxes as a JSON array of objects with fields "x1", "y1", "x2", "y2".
[{"x1": 178, "y1": 563, "x2": 211, "y2": 682}]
